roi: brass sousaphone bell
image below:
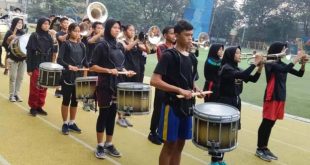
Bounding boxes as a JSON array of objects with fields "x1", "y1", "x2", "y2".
[{"x1": 87, "y1": 2, "x2": 108, "y2": 23}]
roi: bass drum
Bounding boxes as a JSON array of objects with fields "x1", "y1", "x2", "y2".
[
  {"x1": 0, "y1": 22, "x2": 9, "y2": 45},
  {"x1": 10, "y1": 33, "x2": 30, "y2": 58}
]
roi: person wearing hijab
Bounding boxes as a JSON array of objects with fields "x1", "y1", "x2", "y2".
[
  {"x1": 90, "y1": 19, "x2": 135, "y2": 159},
  {"x1": 211, "y1": 46, "x2": 263, "y2": 165},
  {"x1": 203, "y1": 44, "x2": 224, "y2": 102},
  {"x1": 26, "y1": 17, "x2": 58, "y2": 117},
  {"x1": 255, "y1": 42, "x2": 306, "y2": 162},
  {"x1": 2, "y1": 18, "x2": 25, "y2": 102}
]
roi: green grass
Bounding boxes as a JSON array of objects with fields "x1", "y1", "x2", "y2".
[{"x1": 145, "y1": 48, "x2": 310, "y2": 119}]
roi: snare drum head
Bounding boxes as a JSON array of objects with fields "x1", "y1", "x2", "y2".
[
  {"x1": 194, "y1": 102, "x2": 240, "y2": 122},
  {"x1": 117, "y1": 82, "x2": 150, "y2": 90},
  {"x1": 39, "y1": 62, "x2": 64, "y2": 71},
  {"x1": 19, "y1": 33, "x2": 30, "y2": 55},
  {"x1": 75, "y1": 76, "x2": 98, "y2": 82}
]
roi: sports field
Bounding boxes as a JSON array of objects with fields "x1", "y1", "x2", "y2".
[{"x1": 144, "y1": 48, "x2": 310, "y2": 119}]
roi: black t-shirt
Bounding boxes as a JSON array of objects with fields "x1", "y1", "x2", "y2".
[
  {"x1": 87, "y1": 35, "x2": 103, "y2": 60},
  {"x1": 57, "y1": 40, "x2": 87, "y2": 84},
  {"x1": 154, "y1": 48, "x2": 195, "y2": 91},
  {"x1": 56, "y1": 31, "x2": 67, "y2": 48},
  {"x1": 124, "y1": 41, "x2": 142, "y2": 73}
]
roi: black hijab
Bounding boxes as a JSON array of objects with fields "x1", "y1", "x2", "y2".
[
  {"x1": 10, "y1": 17, "x2": 24, "y2": 34},
  {"x1": 2, "y1": 18, "x2": 25, "y2": 48},
  {"x1": 26, "y1": 17, "x2": 52, "y2": 52},
  {"x1": 267, "y1": 42, "x2": 287, "y2": 60},
  {"x1": 221, "y1": 46, "x2": 241, "y2": 68},
  {"x1": 104, "y1": 19, "x2": 121, "y2": 48},
  {"x1": 36, "y1": 17, "x2": 50, "y2": 35},
  {"x1": 207, "y1": 44, "x2": 224, "y2": 60}
]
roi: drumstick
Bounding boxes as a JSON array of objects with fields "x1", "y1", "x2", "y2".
[
  {"x1": 176, "y1": 91, "x2": 213, "y2": 99},
  {"x1": 118, "y1": 71, "x2": 137, "y2": 75},
  {"x1": 77, "y1": 68, "x2": 89, "y2": 71}
]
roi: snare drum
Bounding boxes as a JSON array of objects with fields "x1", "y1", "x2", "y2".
[
  {"x1": 117, "y1": 82, "x2": 151, "y2": 115},
  {"x1": 193, "y1": 102, "x2": 240, "y2": 153},
  {"x1": 75, "y1": 76, "x2": 98, "y2": 100},
  {"x1": 10, "y1": 33, "x2": 30, "y2": 58},
  {"x1": 39, "y1": 62, "x2": 63, "y2": 88}
]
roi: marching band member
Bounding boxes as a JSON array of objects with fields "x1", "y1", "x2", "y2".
[
  {"x1": 57, "y1": 23, "x2": 88, "y2": 135},
  {"x1": 90, "y1": 19, "x2": 135, "y2": 159},
  {"x1": 148, "y1": 26, "x2": 175, "y2": 145},
  {"x1": 54, "y1": 17, "x2": 70, "y2": 98},
  {"x1": 82, "y1": 21, "x2": 104, "y2": 112},
  {"x1": 115, "y1": 24, "x2": 149, "y2": 127},
  {"x1": 2, "y1": 18, "x2": 26, "y2": 102},
  {"x1": 211, "y1": 46, "x2": 263, "y2": 165},
  {"x1": 203, "y1": 44, "x2": 224, "y2": 102},
  {"x1": 150, "y1": 20, "x2": 204, "y2": 165},
  {"x1": 26, "y1": 17, "x2": 58, "y2": 116},
  {"x1": 255, "y1": 42, "x2": 306, "y2": 162}
]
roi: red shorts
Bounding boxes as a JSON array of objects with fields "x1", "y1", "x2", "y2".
[{"x1": 263, "y1": 101, "x2": 285, "y2": 121}]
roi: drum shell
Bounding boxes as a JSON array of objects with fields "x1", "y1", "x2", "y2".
[
  {"x1": 39, "y1": 62, "x2": 63, "y2": 88},
  {"x1": 75, "y1": 76, "x2": 98, "y2": 100},
  {"x1": 192, "y1": 102, "x2": 240, "y2": 153},
  {"x1": 117, "y1": 82, "x2": 151, "y2": 115},
  {"x1": 10, "y1": 33, "x2": 30, "y2": 58}
]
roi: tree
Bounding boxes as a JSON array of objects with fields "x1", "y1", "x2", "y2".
[{"x1": 209, "y1": 0, "x2": 240, "y2": 40}]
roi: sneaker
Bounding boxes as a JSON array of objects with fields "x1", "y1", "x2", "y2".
[
  {"x1": 148, "y1": 132, "x2": 162, "y2": 145},
  {"x1": 54, "y1": 89, "x2": 62, "y2": 98},
  {"x1": 95, "y1": 145, "x2": 106, "y2": 159},
  {"x1": 62, "y1": 124, "x2": 69, "y2": 135},
  {"x1": 123, "y1": 118, "x2": 133, "y2": 127},
  {"x1": 3, "y1": 69, "x2": 8, "y2": 75},
  {"x1": 264, "y1": 148, "x2": 278, "y2": 160},
  {"x1": 15, "y1": 95, "x2": 23, "y2": 102},
  {"x1": 29, "y1": 108, "x2": 37, "y2": 117},
  {"x1": 117, "y1": 118, "x2": 128, "y2": 128},
  {"x1": 255, "y1": 148, "x2": 272, "y2": 162},
  {"x1": 209, "y1": 162, "x2": 220, "y2": 165},
  {"x1": 104, "y1": 144, "x2": 121, "y2": 157},
  {"x1": 37, "y1": 108, "x2": 48, "y2": 116},
  {"x1": 9, "y1": 95, "x2": 16, "y2": 102},
  {"x1": 68, "y1": 123, "x2": 82, "y2": 133}
]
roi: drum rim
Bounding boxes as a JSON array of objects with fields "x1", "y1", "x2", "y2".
[
  {"x1": 192, "y1": 140, "x2": 238, "y2": 153},
  {"x1": 117, "y1": 110, "x2": 150, "y2": 115},
  {"x1": 194, "y1": 102, "x2": 240, "y2": 120},
  {"x1": 193, "y1": 113, "x2": 240, "y2": 123},
  {"x1": 39, "y1": 62, "x2": 64, "y2": 70},
  {"x1": 75, "y1": 76, "x2": 98, "y2": 81},
  {"x1": 117, "y1": 82, "x2": 151, "y2": 90}
]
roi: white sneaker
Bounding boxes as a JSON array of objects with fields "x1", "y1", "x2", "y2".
[
  {"x1": 15, "y1": 95, "x2": 23, "y2": 102},
  {"x1": 9, "y1": 96, "x2": 16, "y2": 102},
  {"x1": 123, "y1": 118, "x2": 133, "y2": 127},
  {"x1": 117, "y1": 118, "x2": 128, "y2": 127}
]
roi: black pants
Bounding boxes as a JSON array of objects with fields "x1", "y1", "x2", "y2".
[
  {"x1": 149, "y1": 88, "x2": 164, "y2": 133},
  {"x1": 61, "y1": 83, "x2": 78, "y2": 107},
  {"x1": 257, "y1": 118, "x2": 276, "y2": 148},
  {"x1": 96, "y1": 103, "x2": 117, "y2": 135}
]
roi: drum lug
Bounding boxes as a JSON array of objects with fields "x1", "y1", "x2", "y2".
[{"x1": 207, "y1": 140, "x2": 220, "y2": 151}]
